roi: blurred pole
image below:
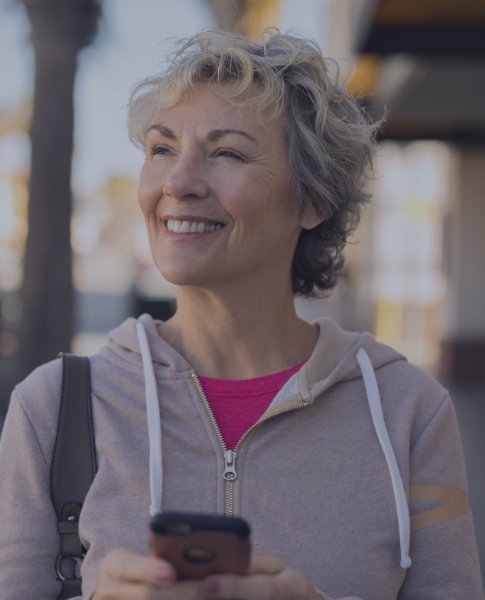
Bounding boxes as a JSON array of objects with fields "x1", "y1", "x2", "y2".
[{"x1": 17, "y1": 0, "x2": 100, "y2": 379}]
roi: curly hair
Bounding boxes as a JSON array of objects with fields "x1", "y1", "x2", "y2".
[{"x1": 127, "y1": 29, "x2": 379, "y2": 296}]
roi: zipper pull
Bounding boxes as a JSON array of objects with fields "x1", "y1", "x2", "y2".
[{"x1": 223, "y1": 450, "x2": 237, "y2": 481}]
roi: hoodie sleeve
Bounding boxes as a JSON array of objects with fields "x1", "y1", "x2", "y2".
[
  {"x1": 0, "y1": 387, "x2": 66, "y2": 599},
  {"x1": 399, "y1": 394, "x2": 484, "y2": 599}
]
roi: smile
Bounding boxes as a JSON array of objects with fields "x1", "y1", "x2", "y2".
[{"x1": 166, "y1": 219, "x2": 224, "y2": 234}]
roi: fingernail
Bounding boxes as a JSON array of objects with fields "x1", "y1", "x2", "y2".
[
  {"x1": 201, "y1": 577, "x2": 221, "y2": 594},
  {"x1": 156, "y1": 563, "x2": 172, "y2": 582}
]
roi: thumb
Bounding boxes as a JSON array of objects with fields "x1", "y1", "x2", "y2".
[{"x1": 250, "y1": 554, "x2": 286, "y2": 575}]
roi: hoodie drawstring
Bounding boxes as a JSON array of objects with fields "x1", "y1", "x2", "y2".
[
  {"x1": 136, "y1": 322, "x2": 163, "y2": 517},
  {"x1": 356, "y1": 347, "x2": 412, "y2": 569}
]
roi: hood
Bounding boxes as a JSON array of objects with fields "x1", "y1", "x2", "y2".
[
  {"x1": 105, "y1": 314, "x2": 191, "y2": 372},
  {"x1": 105, "y1": 314, "x2": 406, "y2": 395},
  {"x1": 299, "y1": 317, "x2": 406, "y2": 402}
]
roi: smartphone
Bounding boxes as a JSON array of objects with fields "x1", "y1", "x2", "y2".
[{"x1": 149, "y1": 511, "x2": 251, "y2": 580}]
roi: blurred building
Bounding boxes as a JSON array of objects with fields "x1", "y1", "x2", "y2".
[{"x1": 348, "y1": 0, "x2": 485, "y2": 384}]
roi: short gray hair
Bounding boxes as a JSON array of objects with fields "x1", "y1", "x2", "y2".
[{"x1": 128, "y1": 29, "x2": 379, "y2": 296}]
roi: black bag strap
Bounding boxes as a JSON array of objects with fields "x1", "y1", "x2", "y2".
[{"x1": 50, "y1": 354, "x2": 97, "y2": 599}]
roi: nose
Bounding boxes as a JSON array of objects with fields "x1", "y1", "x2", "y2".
[{"x1": 162, "y1": 154, "x2": 209, "y2": 201}]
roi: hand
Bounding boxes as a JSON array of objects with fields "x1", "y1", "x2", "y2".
[
  {"x1": 92, "y1": 548, "x2": 201, "y2": 599},
  {"x1": 92, "y1": 549, "x2": 322, "y2": 600},
  {"x1": 199, "y1": 555, "x2": 322, "y2": 600}
]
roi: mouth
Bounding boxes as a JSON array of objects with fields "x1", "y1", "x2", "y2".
[{"x1": 165, "y1": 218, "x2": 225, "y2": 234}]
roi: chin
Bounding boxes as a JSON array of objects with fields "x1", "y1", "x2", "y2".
[{"x1": 156, "y1": 264, "x2": 208, "y2": 288}]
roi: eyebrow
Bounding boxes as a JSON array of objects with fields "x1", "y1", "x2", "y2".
[
  {"x1": 145, "y1": 124, "x2": 175, "y2": 139},
  {"x1": 207, "y1": 128, "x2": 257, "y2": 143},
  {"x1": 145, "y1": 124, "x2": 257, "y2": 144}
]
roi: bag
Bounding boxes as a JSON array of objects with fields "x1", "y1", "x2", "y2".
[{"x1": 50, "y1": 354, "x2": 97, "y2": 599}]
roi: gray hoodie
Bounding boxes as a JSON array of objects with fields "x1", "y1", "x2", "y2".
[{"x1": 0, "y1": 314, "x2": 483, "y2": 599}]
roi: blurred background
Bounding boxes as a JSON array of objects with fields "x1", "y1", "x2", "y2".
[{"x1": 1, "y1": 0, "x2": 484, "y2": 583}]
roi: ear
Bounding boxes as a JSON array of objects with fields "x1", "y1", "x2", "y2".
[{"x1": 298, "y1": 202, "x2": 325, "y2": 231}]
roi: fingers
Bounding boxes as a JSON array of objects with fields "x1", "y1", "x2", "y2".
[
  {"x1": 94, "y1": 548, "x2": 215, "y2": 600},
  {"x1": 93, "y1": 550, "x2": 318, "y2": 600},
  {"x1": 250, "y1": 554, "x2": 286, "y2": 575},
  {"x1": 93, "y1": 548, "x2": 176, "y2": 599},
  {"x1": 197, "y1": 554, "x2": 285, "y2": 599},
  {"x1": 199, "y1": 555, "x2": 317, "y2": 600},
  {"x1": 200, "y1": 573, "x2": 275, "y2": 599},
  {"x1": 95, "y1": 580, "x2": 203, "y2": 600},
  {"x1": 103, "y1": 548, "x2": 176, "y2": 585}
]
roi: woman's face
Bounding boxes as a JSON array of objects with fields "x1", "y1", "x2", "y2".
[{"x1": 138, "y1": 84, "x2": 318, "y2": 292}]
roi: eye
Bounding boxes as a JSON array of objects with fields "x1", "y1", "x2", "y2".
[
  {"x1": 148, "y1": 144, "x2": 173, "y2": 157},
  {"x1": 213, "y1": 148, "x2": 246, "y2": 161}
]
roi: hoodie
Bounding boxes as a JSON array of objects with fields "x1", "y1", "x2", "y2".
[{"x1": 0, "y1": 314, "x2": 483, "y2": 599}]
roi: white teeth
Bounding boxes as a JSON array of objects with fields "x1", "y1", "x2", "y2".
[{"x1": 166, "y1": 219, "x2": 223, "y2": 234}]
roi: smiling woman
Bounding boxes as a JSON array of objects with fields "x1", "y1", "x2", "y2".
[
  {"x1": 0, "y1": 28, "x2": 483, "y2": 600},
  {"x1": 137, "y1": 84, "x2": 313, "y2": 295},
  {"x1": 129, "y1": 29, "x2": 376, "y2": 295}
]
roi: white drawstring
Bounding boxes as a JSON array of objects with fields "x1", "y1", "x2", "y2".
[
  {"x1": 136, "y1": 322, "x2": 163, "y2": 517},
  {"x1": 356, "y1": 347, "x2": 412, "y2": 569}
]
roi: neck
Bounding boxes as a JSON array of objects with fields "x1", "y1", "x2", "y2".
[{"x1": 162, "y1": 282, "x2": 317, "y2": 379}]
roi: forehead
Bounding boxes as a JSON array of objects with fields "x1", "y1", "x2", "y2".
[{"x1": 149, "y1": 83, "x2": 284, "y2": 136}]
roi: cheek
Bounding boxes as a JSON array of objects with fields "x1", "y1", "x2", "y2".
[{"x1": 138, "y1": 164, "x2": 161, "y2": 216}]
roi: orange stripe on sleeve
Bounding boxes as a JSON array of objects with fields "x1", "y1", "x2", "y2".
[{"x1": 410, "y1": 484, "x2": 470, "y2": 531}]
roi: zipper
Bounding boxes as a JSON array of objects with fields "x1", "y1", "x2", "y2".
[
  {"x1": 191, "y1": 372, "x2": 237, "y2": 515},
  {"x1": 191, "y1": 371, "x2": 306, "y2": 516},
  {"x1": 223, "y1": 449, "x2": 237, "y2": 516}
]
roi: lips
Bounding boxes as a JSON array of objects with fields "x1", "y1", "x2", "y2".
[{"x1": 165, "y1": 219, "x2": 224, "y2": 234}]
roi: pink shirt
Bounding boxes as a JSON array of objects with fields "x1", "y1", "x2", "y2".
[{"x1": 198, "y1": 362, "x2": 302, "y2": 450}]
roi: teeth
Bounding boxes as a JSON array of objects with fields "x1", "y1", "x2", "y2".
[{"x1": 166, "y1": 219, "x2": 223, "y2": 234}]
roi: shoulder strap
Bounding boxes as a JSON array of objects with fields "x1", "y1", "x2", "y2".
[{"x1": 50, "y1": 354, "x2": 97, "y2": 599}]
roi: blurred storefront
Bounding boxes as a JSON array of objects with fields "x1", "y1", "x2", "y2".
[
  {"x1": 370, "y1": 141, "x2": 452, "y2": 373},
  {"x1": 349, "y1": 0, "x2": 485, "y2": 384}
]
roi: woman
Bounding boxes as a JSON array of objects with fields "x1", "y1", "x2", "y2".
[{"x1": 0, "y1": 29, "x2": 483, "y2": 599}]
